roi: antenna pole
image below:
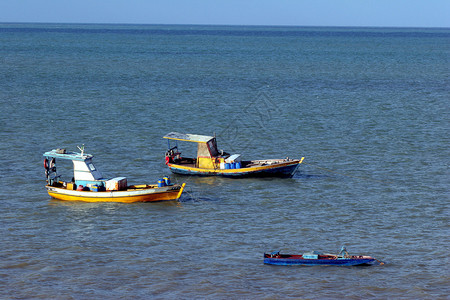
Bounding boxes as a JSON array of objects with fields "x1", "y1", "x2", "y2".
[{"x1": 77, "y1": 144, "x2": 85, "y2": 156}]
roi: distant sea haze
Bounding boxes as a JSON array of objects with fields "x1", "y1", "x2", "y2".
[
  {"x1": 1, "y1": 23, "x2": 449, "y2": 38},
  {"x1": 0, "y1": 24, "x2": 448, "y2": 299}
]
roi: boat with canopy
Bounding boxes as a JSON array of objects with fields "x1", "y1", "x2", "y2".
[{"x1": 163, "y1": 132, "x2": 304, "y2": 178}]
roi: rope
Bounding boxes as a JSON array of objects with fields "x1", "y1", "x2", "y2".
[
  {"x1": 301, "y1": 161, "x2": 390, "y2": 184},
  {"x1": 172, "y1": 178, "x2": 198, "y2": 202}
]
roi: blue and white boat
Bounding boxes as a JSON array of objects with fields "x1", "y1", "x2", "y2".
[
  {"x1": 43, "y1": 146, "x2": 185, "y2": 203},
  {"x1": 264, "y1": 247, "x2": 382, "y2": 266}
]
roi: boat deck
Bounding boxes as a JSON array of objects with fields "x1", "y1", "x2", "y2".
[
  {"x1": 48, "y1": 182, "x2": 160, "y2": 192},
  {"x1": 172, "y1": 158, "x2": 295, "y2": 169}
]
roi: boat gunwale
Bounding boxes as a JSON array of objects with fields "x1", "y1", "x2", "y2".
[{"x1": 263, "y1": 252, "x2": 377, "y2": 266}]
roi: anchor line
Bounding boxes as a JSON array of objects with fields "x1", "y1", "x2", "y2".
[
  {"x1": 301, "y1": 162, "x2": 390, "y2": 184},
  {"x1": 172, "y1": 177, "x2": 197, "y2": 201}
]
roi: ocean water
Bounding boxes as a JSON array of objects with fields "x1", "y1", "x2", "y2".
[{"x1": 0, "y1": 23, "x2": 449, "y2": 299}]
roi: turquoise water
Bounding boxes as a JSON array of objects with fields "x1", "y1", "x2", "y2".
[{"x1": 0, "y1": 24, "x2": 449, "y2": 298}]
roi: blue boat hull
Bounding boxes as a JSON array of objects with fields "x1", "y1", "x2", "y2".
[
  {"x1": 168, "y1": 163, "x2": 299, "y2": 178},
  {"x1": 263, "y1": 257, "x2": 376, "y2": 266}
]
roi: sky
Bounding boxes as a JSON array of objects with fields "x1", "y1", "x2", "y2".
[{"x1": 0, "y1": 0, "x2": 449, "y2": 28}]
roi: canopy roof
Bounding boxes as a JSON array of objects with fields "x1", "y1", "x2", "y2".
[
  {"x1": 163, "y1": 132, "x2": 214, "y2": 143},
  {"x1": 43, "y1": 149, "x2": 93, "y2": 162}
]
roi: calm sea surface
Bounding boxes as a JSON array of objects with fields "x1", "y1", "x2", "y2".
[{"x1": 0, "y1": 24, "x2": 449, "y2": 299}]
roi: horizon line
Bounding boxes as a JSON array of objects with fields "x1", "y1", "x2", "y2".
[{"x1": 1, "y1": 21, "x2": 449, "y2": 30}]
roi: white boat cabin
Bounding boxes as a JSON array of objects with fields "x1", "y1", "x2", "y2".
[{"x1": 43, "y1": 148, "x2": 127, "y2": 190}]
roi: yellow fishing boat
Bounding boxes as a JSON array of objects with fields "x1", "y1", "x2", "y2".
[
  {"x1": 43, "y1": 146, "x2": 185, "y2": 203},
  {"x1": 164, "y1": 132, "x2": 304, "y2": 178}
]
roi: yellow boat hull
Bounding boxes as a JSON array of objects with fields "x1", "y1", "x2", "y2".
[{"x1": 46, "y1": 183, "x2": 185, "y2": 203}]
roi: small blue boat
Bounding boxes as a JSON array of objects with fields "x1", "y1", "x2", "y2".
[{"x1": 264, "y1": 247, "x2": 382, "y2": 266}]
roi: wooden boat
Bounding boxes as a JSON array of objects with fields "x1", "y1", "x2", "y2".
[
  {"x1": 43, "y1": 146, "x2": 185, "y2": 203},
  {"x1": 163, "y1": 132, "x2": 304, "y2": 178},
  {"x1": 264, "y1": 247, "x2": 382, "y2": 266}
]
